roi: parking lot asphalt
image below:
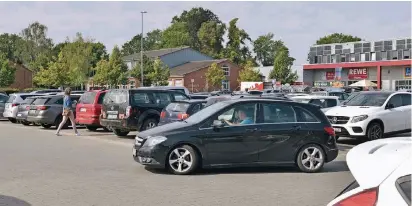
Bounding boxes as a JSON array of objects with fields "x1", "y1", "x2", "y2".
[{"x1": 0, "y1": 120, "x2": 410, "y2": 206}]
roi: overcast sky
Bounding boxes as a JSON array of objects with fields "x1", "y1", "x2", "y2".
[{"x1": 0, "y1": 1, "x2": 410, "y2": 69}]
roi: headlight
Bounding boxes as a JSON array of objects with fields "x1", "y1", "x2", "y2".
[
  {"x1": 351, "y1": 115, "x2": 368, "y2": 123},
  {"x1": 144, "y1": 136, "x2": 167, "y2": 147}
]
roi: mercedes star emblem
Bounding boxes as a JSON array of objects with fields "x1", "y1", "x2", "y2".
[
  {"x1": 332, "y1": 117, "x2": 338, "y2": 123},
  {"x1": 111, "y1": 106, "x2": 114, "y2": 110}
]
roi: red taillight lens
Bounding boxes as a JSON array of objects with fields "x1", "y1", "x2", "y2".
[
  {"x1": 37, "y1": 106, "x2": 48, "y2": 110},
  {"x1": 125, "y1": 106, "x2": 132, "y2": 117},
  {"x1": 177, "y1": 113, "x2": 189, "y2": 120},
  {"x1": 324, "y1": 127, "x2": 335, "y2": 136},
  {"x1": 26, "y1": 106, "x2": 30, "y2": 110},
  {"x1": 160, "y1": 111, "x2": 166, "y2": 118},
  {"x1": 333, "y1": 188, "x2": 378, "y2": 206},
  {"x1": 12, "y1": 103, "x2": 19, "y2": 107}
]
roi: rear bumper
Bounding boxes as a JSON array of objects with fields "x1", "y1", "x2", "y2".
[
  {"x1": 3, "y1": 107, "x2": 17, "y2": 118},
  {"x1": 27, "y1": 116, "x2": 54, "y2": 125},
  {"x1": 76, "y1": 116, "x2": 101, "y2": 126},
  {"x1": 100, "y1": 118, "x2": 139, "y2": 130},
  {"x1": 16, "y1": 112, "x2": 29, "y2": 121},
  {"x1": 324, "y1": 146, "x2": 339, "y2": 163}
]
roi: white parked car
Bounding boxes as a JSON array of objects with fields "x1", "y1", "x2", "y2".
[
  {"x1": 325, "y1": 91, "x2": 411, "y2": 141},
  {"x1": 285, "y1": 93, "x2": 309, "y2": 98},
  {"x1": 3, "y1": 93, "x2": 44, "y2": 123},
  {"x1": 291, "y1": 96, "x2": 340, "y2": 113},
  {"x1": 327, "y1": 137, "x2": 411, "y2": 206}
]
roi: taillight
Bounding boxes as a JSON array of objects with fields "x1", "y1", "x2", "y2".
[
  {"x1": 126, "y1": 106, "x2": 132, "y2": 117},
  {"x1": 160, "y1": 111, "x2": 166, "y2": 118},
  {"x1": 324, "y1": 127, "x2": 335, "y2": 136},
  {"x1": 333, "y1": 188, "x2": 378, "y2": 206},
  {"x1": 177, "y1": 113, "x2": 189, "y2": 120},
  {"x1": 37, "y1": 106, "x2": 48, "y2": 110},
  {"x1": 26, "y1": 106, "x2": 30, "y2": 110},
  {"x1": 12, "y1": 103, "x2": 19, "y2": 107}
]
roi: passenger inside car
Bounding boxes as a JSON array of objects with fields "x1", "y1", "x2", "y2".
[{"x1": 223, "y1": 108, "x2": 254, "y2": 125}]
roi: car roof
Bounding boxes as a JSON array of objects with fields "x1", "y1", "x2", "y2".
[
  {"x1": 224, "y1": 98, "x2": 294, "y2": 104},
  {"x1": 132, "y1": 87, "x2": 186, "y2": 92},
  {"x1": 173, "y1": 99, "x2": 207, "y2": 104},
  {"x1": 292, "y1": 95, "x2": 339, "y2": 100}
]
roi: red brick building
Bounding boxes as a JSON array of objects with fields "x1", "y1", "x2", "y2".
[
  {"x1": 8, "y1": 62, "x2": 33, "y2": 90},
  {"x1": 168, "y1": 59, "x2": 241, "y2": 93}
]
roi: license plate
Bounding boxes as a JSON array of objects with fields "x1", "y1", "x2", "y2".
[
  {"x1": 29, "y1": 110, "x2": 36, "y2": 114},
  {"x1": 107, "y1": 114, "x2": 117, "y2": 119},
  {"x1": 334, "y1": 128, "x2": 341, "y2": 132},
  {"x1": 80, "y1": 108, "x2": 86, "y2": 112},
  {"x1": 17, "y1": 113, "x2": 22, "y2": 117},
  {"x1": 133, "y1": 148, "x2": 137, "y2": 156}
]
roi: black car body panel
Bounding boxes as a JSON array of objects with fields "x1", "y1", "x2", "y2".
[
  {"x1": 100, "y1": 89, "x2": 190, "y2": 131},
  {"x1": 133, "y1": 99, "x2": 338, "y2": 170}
]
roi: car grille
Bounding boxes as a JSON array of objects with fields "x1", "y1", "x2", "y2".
[
  {"x1": 327, "y1": 116, "x2": 350, "y2": 124},
  {"x1": 135, "y1": 136, "x2": 146, "y2": 147}
]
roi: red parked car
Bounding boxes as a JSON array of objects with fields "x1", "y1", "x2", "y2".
[{"x1": 76, "y1": 89, "x2": 108, "y2": 131}]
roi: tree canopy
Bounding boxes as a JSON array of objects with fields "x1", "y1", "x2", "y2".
[
  {"x1": 315, "y1": 33, "x2": 362, "y2": 45},
  {"x1": 269, "y1": 47, "x2": 298, "y2": 84},
  {"x1": 0, "y1": 54, "x2": 16, "y2": 88},
  {"x1": 238, "y1": 60, "x2": 262, "y2": 82},
  {"x1": 205, "y1": 63, "x2": 225, "y2": 90}
]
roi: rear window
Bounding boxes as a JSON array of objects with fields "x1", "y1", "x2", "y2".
[
  {"x1": 165, "y1": 103, "x2": 190, "y2": 112},
  {"x1": 104, "y1": 90, "x2": 128, "y2": 104},
  {"x1": 32, "y1": 98, "x2": 50, "y2": 105},
  {"x1": 22, "y1": 98, "x2": 37, "y2": 105},
  {"x1": 0, "y1": 95, "x2": 8, "y2": 103},
  {"x1": 20, "y1": 95, "x2": 37, "y2": 100},
  {"x1": 6, "y1": 95, "x2": 16, "y2": 103},
  {"x1": 79, "y1": 91, "x2": 97, "y2": 104},
  {"x1": 97, "y1": 92, "x2": 107, "y2": 104},
  {"x1": 170, "y1": 89, "x2": 186, "y2": 94}
]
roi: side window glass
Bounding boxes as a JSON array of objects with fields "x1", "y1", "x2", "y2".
[
  {"x1": 97, "y1": 92, "x2": 107, "y2": 104},
  {"x1": 325, "y1": 99, "x2": 337, "y2": 107},
  {"x1": 388, "y1": 95, "x2": 403, "y2": 108},
  {"x1": 174, "y1": 93, "x2": 188, "y2": 101},
  {"x1": 262, "y1": 103, "x2": 296, "y2": 123},
  {"x1": 343, "y1": 93, "x2": 349, "y2": 100},
  {"x1": 55, "y1": 98, "x2": 63, "y2": 104},
  {"x1": 309, "y1": 99, "x2": 323, "y2": 107},
  {"x1": 216, "y1": 103, "x2": 256, "y2": 126},
  {"x1": 153, "y1": 92, "x2": 172, "y2": 105},
  {"x1": 132, "y1": 92, "x2": 151, "y2": 104},
  {"x1": 191, "y1": 104, "x2": 202, "y2": 114},
  {"x1": 294, "y1": 107, "x2": 319, "y2": 122},
  {"x1": 0, "y1": 95, "x2": 7, "y2": 103},
  {"x1": 401, "y1": 94, "x2": 411, "y2": 106}
]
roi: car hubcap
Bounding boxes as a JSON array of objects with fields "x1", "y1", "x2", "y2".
[
  {"x1": 147, "y1": 122, "x2": 156, "y2": 129},
  {"x1": 370, "y1": 125, "x2": 382, "y2": 140},
  {"x1": 301, "y1": 147, "x2": 323, "y2": 170},
  {"x1": 169, "y1": 148, "x2": 192, "y2": 173}
]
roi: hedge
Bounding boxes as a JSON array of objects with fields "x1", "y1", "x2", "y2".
[
  {"x1": 23, "y1": 88, "x2": 48, "y2": 92},
  {"x1": 0, "y1": 88, "x2": 20, "y2": 95}
]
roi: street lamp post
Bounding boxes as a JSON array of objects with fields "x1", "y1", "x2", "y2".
[{"x1": 140, "y1": 11, "x2": 147, "y2": 87}]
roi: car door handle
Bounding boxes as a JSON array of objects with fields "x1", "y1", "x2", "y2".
[{"x1": 245, "y1": 128, "x2": 258, "y2": 132}]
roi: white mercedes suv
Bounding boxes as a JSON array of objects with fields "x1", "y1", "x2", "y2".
[{"x1": 325, "y1": 91, "x2": 411, "y2": 141}]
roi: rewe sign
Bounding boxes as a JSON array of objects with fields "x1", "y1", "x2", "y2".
[{"x1": 348, "y1": 68, "x2": 368, "y2": 80}]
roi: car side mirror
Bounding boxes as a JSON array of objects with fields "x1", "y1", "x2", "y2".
[
  {"x1": 386, "y1": 103, "x2": 394, "y2": 109},
  {"x1": 212, "y1": 120, "x2": 224, "y2": 128}
]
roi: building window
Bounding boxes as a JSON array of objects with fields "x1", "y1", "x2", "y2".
[
  {"x1": 365, "y1": 53, "x2": 370, "y2": 61},
  {"x1": 404, "y1": 50, "x2": 411, "y2": 59},
  {"x1": 322, "y1": 55, "x2": 327, "y2": 63},
  {"x1": 395, "y1": 80, "x2": 411, "y2": 91},
  {"x1": 355, "y1": 53, "x2": 361, "y2": 62},
  {"x1": 374, "y1": 41, "x2": 383, "y2": 51},
  {"x1": 350, "y1": 54, "x2": 355, "y2": 62},
  {"x1": 222, "y1": 66, "x2": 230, "y2": 76},
  {"x1": 340, "y1": 54, "x2": 346, "y2": 62},
  {"x1": 381, "y1": 51, "x2": 387, "y2": 60},
  {"x1": 222, "y1": 80, "x2": 230, "y2": 90}
]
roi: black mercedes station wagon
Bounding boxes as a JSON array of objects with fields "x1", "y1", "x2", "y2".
[{"x1": 133, "y1": 99, "x2": 339, "y2": 175}]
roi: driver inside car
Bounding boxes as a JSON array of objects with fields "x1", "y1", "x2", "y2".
[{"x1": 223, "y1": 109, "x2": 254, "y2": 126}]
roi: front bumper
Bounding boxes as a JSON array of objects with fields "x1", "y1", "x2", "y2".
[
  {"x1": 26, "y1": 116, "x2": 54, "y2": 125},
  {"x1": 331, "y1": 120, "x2": 368, "y2": 137},
  {"x1": 132, "y1": 144, "x2": 166, "y2": 169}
]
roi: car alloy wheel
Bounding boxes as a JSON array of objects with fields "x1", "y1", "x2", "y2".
[
  {"x1": 147, "y1": 122, "x2": 156, "y2": 129},
  {"x1": 367, "y1": 123, "x2": 383, "y2": 141},
  {"x1": 167, "y1": 145, "x2": 198, "y2": 175},
  {"x1": 297, "y1": 144, "x2": 325, "y2": 173}
]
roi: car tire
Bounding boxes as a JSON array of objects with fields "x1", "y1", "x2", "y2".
[
  {"x1": 86, "y1": 125, "x2": 98, "y2": 131},
  {"x1": 167, "y1": 145, "x2": 199, "y2": 175},
  {"x1": 335, "y1": 136, "x2": 340, "y2": 141},
  {"x1": 140, "y1": 118, "x2": 158, "y2": 131},
  {"x1": 113, "y1": 129, "x2": 129, "y2": 137},
  {"x1": 102, "y1": 127, "x2": 111, "y2": 132},
  {"x1": 8, "y1": 118, "x2": 17, "y2": 123},
  {"x1": 41, "y1": 124, "x2": 52, "y2": 129},
  {"x1": 22, "y1": 121, "x2": 31, "y2": 126},
  {"x1": 366, "y1": 122, "x2": 383, "y2": 141},
  {"x1": 296, "y1": 144, "x2": 325, "y2": 173}
]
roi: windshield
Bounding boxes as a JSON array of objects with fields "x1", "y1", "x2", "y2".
[
  {"x1": 104, "y1": 90, "x2": 128, "y2": 104},
  {"x1": 80, "y1": 91, "x2": 97, "y2": 104},
  {"x1": 345, "y1": 93, "x2": 390, "y2": 106},
  {"x1": 165, "y1": 102, "x2": 190, "y2": 112},
  {"x1": 185, "y1": 101, "x2": 230, "y2": 123}
]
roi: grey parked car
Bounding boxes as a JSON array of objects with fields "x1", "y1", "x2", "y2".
[
  {"x1": 26, "y1": 95, "x2": 81, "y2": 129},
  {"x1": 0, "y1": 94, "x2": 9, "y2": 119},
  {"x1": 16, "y1": 96, "x2": 44, "y2": 125}
]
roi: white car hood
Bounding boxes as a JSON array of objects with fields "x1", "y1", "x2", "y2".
[
  {"x1": 346, "y1": 137, "x2": 412, "y2": 189},
  {"x1": 325, "y1": 105, "x2": 381, "y2": 116}
]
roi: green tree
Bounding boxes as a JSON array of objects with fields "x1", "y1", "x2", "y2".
[
  {"x1": 161, "y1": 22, "x2": 191, "y2": 48},
  {"x1": 0, "y1": 54, "x2": 16, "y2": 87},
  {"x1": 92, "y1": 59, "x2": 111, "y2": 86},
  {"x1": 172, "y1": 7, "x2": 221, "y2": 50},
  {"x1": 16, "y1": 21, "x2": 54, "y2": 72},
  {"x1": 225, "y1": 18, "x2": 253, "y2": 66},
  {"x1": 147, "y1": 58, "x2": 170, "y2": 86},
  {"x1": 253, "y1": 33, "x2": 285, "y2": 66},
  {"x1": 121, "y1": 30, "x2": 163, "y2": 56},
  {"x1": 0, "y1": 33, "x2": 23, "y2": 63},
  {"x1": 33, "y1": 53, "x2": 70, "y2": 87},
  {"x1": 238, "y1": 60, "x2": 262, "y2": 82},
  {"x1": 198, "y1": 21, "x2": 226, "y2": 58},
  {"x1": 89, "y1": 42, "x2": 109, "y2": 68},
  {"x1": 129, "y1": 55, "x2": 154, "y2": 86},
  {"x1": 315, "y1": 33, "x2": 362, "y2": 45},
  {"x1": 205, "y1": 63, "x2": 225, "y2": 90},
  {"x1": 269, "y1": 47, "x2": 298, "y2": 84},
  {"x1": 108, "y1": 46, "x2": 128, "y2": 86}
]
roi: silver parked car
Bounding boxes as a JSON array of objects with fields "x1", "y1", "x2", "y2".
[
  {"x1": 3, "y1": 93, "x2": 41, "y2": 123},
  {"x1": 0, "y1": 94, "x2": 9, "y2": 119},
  {"x1": 26, "y1": 95, "x2": 81, "y2": 129},
  {"x1": 16, "y1": 96, "x2": 44, "y2": 125}
]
